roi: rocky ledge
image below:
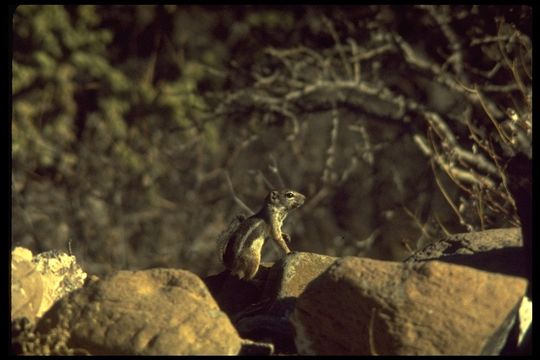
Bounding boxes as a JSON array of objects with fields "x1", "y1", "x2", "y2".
[{"x1": 11, "y1": 228, "x2": 531, "y2": 355}]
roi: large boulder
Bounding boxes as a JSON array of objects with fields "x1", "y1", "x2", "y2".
[
  {"x1": 37, "y1": 268, "x2": 242, "y2": 355},
  {"x1": 405, "y1": 227, "x2": 531, "y2": 354},
  {"x1": 292, "y1": 257, "x2": 528, "y2": 355},
  {"x1": 262, "y1": 252, "x2": 339, "y2": 302}
]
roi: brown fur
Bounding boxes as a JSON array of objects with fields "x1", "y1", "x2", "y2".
[{"x1": 222, "y1": 189, "x2": 305, "y2": 280}]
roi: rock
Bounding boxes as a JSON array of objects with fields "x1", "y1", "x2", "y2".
[
  {"x1": 405, "y1": 228, "x2": 527, "y2": 278},
  {"x1": 237, "y1": 252, "x2": 337, "y2": 353},
  {"x1": 11, "y1": 247, "x2": 43, "y2": 323},
  {"x1": 11, "y1": 315, "x2": 85, "y2": 355},
  {"x1": 500, "y1": 295, "x2": 532, "y2": 355},
  {"x1": 406, "y1": 228, "x2": 522, "y2": 260},
  {"x1": 204, "y1": 265, "x2": 272, "y2": 317},
  {"x1": 37, "y1": 268, "x2": 242, "y2": 355},
  {"x1": 11, "y1": 247, "x2": 87, "y2": 324},
  {"x1": 405, "y1": 228, "x2": 531, "y2": 355},
  {"x1": 292, "y1": 257, "x2": 528, "y2": 355},
  {"x1": 12, "y1": 246, "x2": 33, "y2": 262},
  {"x1": 263, "y1": 252, "x2": 339, "y2": 303},
  {"x1": 238, "y1": 338, "x2": 274, "y2": 355},
  {"x1": 32, "y1": 250, "x2": 87, "y2": 318},
  {"x1": 11, "y1": 247, "x2": 88, "y2": 355},
  {"x1": 517, "y1": 296, "x2": 532, "y2": 347},
  {"x1": 204, "y1": 252, "x2": 337, "y2": 354}
]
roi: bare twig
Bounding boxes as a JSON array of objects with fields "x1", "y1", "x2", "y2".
[
  {"x1": 322, "y1": 103, "x2": 339, "y2": 185},
  {"x1": 419, "y1": 5, "x2": 465, "y2": 78},
  {"x1": 348, "y1": 38, "x2": 361, "y2": 83},
  {"x1": 431, "y1": 159, "x2": 471, "y2": 230},
  {"x1": 322, "y1": 15, "x2": 353, "y2": 79},
  {"x1": 254, "y1": 169, "x2": 275, "y2": 191},
  {"x1": 475, "y1": 186, "x2": 485, "y2": 230},
  {"x1": 216, "y1": 7, "x2": 528, "y2": 235},
  {"x1": 413, "y1": 134, "x2": 496, "y2": 189},
  {"x1": 496, "y1": 20, "x2": 528, "y2": 102},
  {"x1": 392, "y1": 32, "x2": 504, "y2": 119},
  {"x1": 401, "y1": 238, "x2": 415, "y2": 255},
  {"x1": 350, "y1": 43, "x2": 394, "y2": 62},
  {"x1": 368, "y1": 307, "x2": 379, "y2": 356},
  {"x1": 268, "y1": 154, "x2": 285, "y2": 188},
  {"x1": 470, "y1": 35, "x2": 513, "y2": 46},
  {"x1": 348, "y1": 124, "x2": 374, "y2": 166},
  {"x1": 434, "y1": 214, "x2": 452, "y2": 237},
  {"x1": 224, "y1": 171, "x2": 254, "y2": 215},
  {"x1": 301, "y1": 186, "x2": 330, "y2": 214},
  {"x1": 402, "y1": 205, "x2": 431, "y2": 240},
  {"x1": 475, "y1": 86, "x2": 513, "y2": 144},
  {"x1": 67, "y1": 237, "x2": 73, "y2": 256}
]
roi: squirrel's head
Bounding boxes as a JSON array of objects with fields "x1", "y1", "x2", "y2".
[{"x1": 267, "y1": 189, "x2": 305, "y2": 211}]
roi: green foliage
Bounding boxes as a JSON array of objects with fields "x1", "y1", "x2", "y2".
[{"x1": 12, "y1": 5, "x2": 218, "y2": 274}]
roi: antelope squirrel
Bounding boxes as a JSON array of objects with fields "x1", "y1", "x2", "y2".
[{"x1": 221, "y1": 189, "x2": 305, "y2": 280}]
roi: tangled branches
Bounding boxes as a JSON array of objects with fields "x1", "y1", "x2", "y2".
[{"x1": 217, "y1": 5, "x2": 531, "y2": 232}]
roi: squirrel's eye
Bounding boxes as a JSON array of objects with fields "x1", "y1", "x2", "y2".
[{"x1": 286, "y1": 192, "x2": 294, "y2": 198}]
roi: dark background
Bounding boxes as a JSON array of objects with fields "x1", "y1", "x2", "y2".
[{"x1": 11, "y1": 5, "x2": 531, "y2": 277}]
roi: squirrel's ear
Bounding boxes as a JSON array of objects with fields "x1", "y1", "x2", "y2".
[{"x1": 270, "y1": 190, "x2": 279, "y2": 202}]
